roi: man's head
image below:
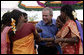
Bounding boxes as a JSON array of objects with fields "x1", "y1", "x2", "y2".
[{"x1": 42, "y1": 7, "x2": 53, "y2": 24}]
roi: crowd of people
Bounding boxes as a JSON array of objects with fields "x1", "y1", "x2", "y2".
[{"x1": 1, "y1": 5, "x2": 83, "y2": 54}]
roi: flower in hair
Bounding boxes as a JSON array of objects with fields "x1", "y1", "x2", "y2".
[
  {"x1": 72, "y1": 11, "x2": 77, "y2": 19},
  {"x1": 11, "y1": 18, "x2": 16, "y2": 34}
]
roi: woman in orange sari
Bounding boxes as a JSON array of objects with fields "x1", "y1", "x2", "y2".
[
  {"x1": 55, "y1": 5, "x2": 83, "y2": 54},
  {"x1": 6, "y1": 9, "x2": 41, "y2": 54},
  {"x1": 7, "y1": 9, "x2": 55, "y2": 54}
]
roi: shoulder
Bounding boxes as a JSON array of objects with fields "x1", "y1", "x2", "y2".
[
  {"x1": 52, "y1": 18, "x2": 56, "y2": 23},
  {"x1": 24, "y1": 23, "x2": 34, "y2": 26},
  {"x1": 23, "y1": 23, "x2": 35, "y2": 29},
  {"x1": 36, "y1": 20, "x2": 43, "y2": 26},
  {"x1": 67, "y1": 19, "x2": 75, "y2": 23},
  {"x1": 1, "y1": 26, "x2": 11, "y2": 34},
  {"x1": 69, "y1": 20, "x2": 76, "y2": 24},
  {"x1": 66, "y1": 20, "x2": 76, "y2": 27},
  {"x1": 52, "y1": 18, "x2": 56, "y2": 25},
  {"x1": 4, "y1": 26, "x2": 11, "y2": 31},
  {"x1": 23, "y1": 23, "x2": 35, "y2": 31},
  {"x1": 52, "y1": 18, "x2": 56, "y2": 21}
]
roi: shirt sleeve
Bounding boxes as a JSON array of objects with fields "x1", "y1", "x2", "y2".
[
  {"x1": 35, "y1": 22, "x2": 41, "y2": 29},
  {"x1": 35, "y1": 22, "x2": 42, "y2": 37}
]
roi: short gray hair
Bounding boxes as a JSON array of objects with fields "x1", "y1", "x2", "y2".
[{"x1": 42, "y1": 7, "x2": 53, "y2": 15}]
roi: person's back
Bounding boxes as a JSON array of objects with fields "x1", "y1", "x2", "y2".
[
  {"x1": 9, "y1": 23, "x2": 35, "y2": 54},
  {"x1": 7, "y1": 9, "x2": 37, "y2": 54}
]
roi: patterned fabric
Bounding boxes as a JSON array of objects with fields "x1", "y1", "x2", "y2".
[{"x1": 56, "y1": 19, "x2": 83, "y2": 54}]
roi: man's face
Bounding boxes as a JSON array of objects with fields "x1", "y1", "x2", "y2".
[{"x1": 42, "y1": 10, "x2": 52, "y2": 24}]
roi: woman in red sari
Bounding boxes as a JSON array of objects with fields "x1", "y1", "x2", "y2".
[{"x1": 55, "y1": 5, "x2": 83, "y2": 54}]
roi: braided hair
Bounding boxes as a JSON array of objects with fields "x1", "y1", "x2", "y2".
[{"x1": 8, "y1": 9, "x2": 23, "y2": 37}]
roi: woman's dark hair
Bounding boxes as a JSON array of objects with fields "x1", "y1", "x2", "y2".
[
  {"x1": 8, "y1": 9, "x2": 23, "y2": 37},
  {"x1": 22, "y1": 12, "x2": 27, "y2": 17},
  {"x1": 1, "y1": 12, "x2": 11, "y2": 32},
  {"x1": 7, "y1": 9, "x2": 23, "y2": 53},
  {"x1": 11, "y1": 9, "x2": 23, "y2": 26},
  {"x1": 1, "y1": 11, "x2": 11, "y2": 26},
  {"x1": 61, "y1": 5, "x2": 75, "y2": 21},
  {"x1": 22, "y1": 12, "x2": 27, "y2": 19}
]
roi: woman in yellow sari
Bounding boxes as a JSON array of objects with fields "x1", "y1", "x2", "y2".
[
  {"x1": 55, "y1": 5, "x2": 83, "y2": 54},
  {"x1": 6, "y1": 9, "x2": 41, "y2": 54},
  {"x1": 7, "y1": 9, "x2": 55, "y2": 54}
]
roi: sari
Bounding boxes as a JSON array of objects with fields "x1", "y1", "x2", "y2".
[
  {"x1": 1, "y1": 26, "x2": 11, "y2": 54},
  {"x1": 56, "y1": 19, "x2": 83, "y2": 54},
  {"x1": 7, "y1": 23, "x2": 36, "y2": 54},
  {"x1": 12, "y1": 33, "x2": 35, "y2": 54}
]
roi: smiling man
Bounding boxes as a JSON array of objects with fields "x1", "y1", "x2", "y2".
[{"x1": 36, "y1": 7, "x2": 61, "y2": 54}]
